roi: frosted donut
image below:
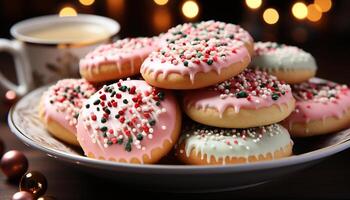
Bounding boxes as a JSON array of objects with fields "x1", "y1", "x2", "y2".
[
  {"x1": 176, "y1": 123, "x2": 293, "y2": 165},
  {"x1": 251, "y1": 42, "x2": 317, "y2": 84},
  {"x1": 282, "y1": 78, "x2": 350, "y2": 137},
  {"x1": 161, "y1": 20, "x2": 254, "y2": 55},
  {"x1": 80, "y1": 37, "x2": 158, "y2": 83},
  {"x1": 141, "y1": 36, "x2": 251, "y2": 89},
  {"x1": 39, "y1": 79, "x2": 97, "y2": 146},
  {"x1": 183, "y1": 69, "x2": 295, "y2": 128},
  {"x1": 76, "y1": 79, "x2": 182, "y2": 164}
]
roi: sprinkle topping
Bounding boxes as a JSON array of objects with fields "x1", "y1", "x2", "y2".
[
  {"x1": 292, "y1": 80, "x2": 349, "y2": 104},
  {"x1": 81, "y1": 79, "x2": 168, "y2": 152},
  {"x1": 213, "y1": 68, "x2": 290, "y2": 101},
  {"x1": 254, "y1": 42, "x2": 311, "y2": 60},
  {"x1": 46, "y1": 79, "x2": 96, "y2": 127}
]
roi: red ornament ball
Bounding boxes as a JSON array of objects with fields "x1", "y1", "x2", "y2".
[
  {"x1": 0, "y1": 150, "x2": 28, "y2": 179},
  {"x1": 12, "y1": 191, "x2": 33, "y2": 200}
]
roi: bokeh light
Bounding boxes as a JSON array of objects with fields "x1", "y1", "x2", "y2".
[
  {"x1": 263, "y1": 8, "x2": 279, "y2": 25},
  {"x1": 315, "y1": 0, "x2": 332, "y2": 12},
  {"x1": 79, "y1": 0, "x2": 95, "y2": 6},
  {"x1": 59, "y1": 7, "x2": 77, "y2": 17},
  {"x1": 307, "y1": 4, "x2": 322, "y2": 22},
  {"x1": 5, "y1": 90, "x2": 16, "y2": 100},
  {"x1": 292, "y1": 2, "x2": 308, "y2": 20},
  {"x1": 182, "y1": 1, "x2": 199, "y2": 19},
  {"x1": 153, "y1": 8, "x2": 172, "y2": 32},
  {"x1": 154, "y1": 0, "x2": 169, "y2": 6},
  {"x1": 245, "y1": 0, "x2": 262, "y2": 9}
]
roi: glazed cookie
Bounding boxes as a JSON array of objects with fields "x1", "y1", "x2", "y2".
[
  {"x1": 161, "y1": 20, "x2": 254, "y2": 55},
  {"x1": 39, "y1": 79, "x2": 97, "y2": 146},
  {"x1": 76, "y1": 79, "x2": 182, "y2": 164},
  {"x1": 282, "y1": 78, "x2": 350, "y2": 137},
  {"x1": 183, "y1": 69, "x2": 295, "y2": 128},
  {"x1": 251, "y1": 42, "x2": 317, "y2": 84},
  {"x1": 80, "y1": 37, "x2": 158, "y2": 83},
  {"x1": 176, "y1": 123, "x2": 293, "y2": 165},
  {"x1": 141, "y1": 37, "x2": 251, "y2": 89}
]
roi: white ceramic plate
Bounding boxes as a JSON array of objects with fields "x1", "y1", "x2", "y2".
[{"x1": 8, "y1": 85, "x2": 350, "y2": 192}]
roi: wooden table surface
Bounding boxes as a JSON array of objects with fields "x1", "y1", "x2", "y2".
[{"x1": 1, "y1": 122, "x2": 350, "y2": 199}]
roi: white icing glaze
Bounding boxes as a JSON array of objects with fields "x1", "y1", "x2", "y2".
[
  {"x1": 179, "y1": 123, "x2": 292, "y2": 164},
  {"x1": 252, "y1": 42, "x2": 317, "y2": 71}
]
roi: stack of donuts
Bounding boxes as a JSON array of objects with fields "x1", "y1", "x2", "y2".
[{"x1": 39, "y1": 21, "x2": 350, "y2": 165}]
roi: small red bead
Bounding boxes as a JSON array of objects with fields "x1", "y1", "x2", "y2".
[{"x1": 100, "y1": 94, "x2": 106, "y2": 100}]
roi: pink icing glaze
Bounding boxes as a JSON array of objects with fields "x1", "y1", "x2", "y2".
[
  {"x1": 79, "y1": 37, "x2": 159, "y2": 74},
  {"x1": 42, "y1": 79, "x2": 97, "y2": 135},
  {"x1": 183, "y1": 69, "x2": 293, "y2": 116},
  {"x1": 141, "y1": 38, "x2": 250, "y2": 83},
  {"x1": 284, "y1": 78, "x2": 350, "y2": 126},
  {"x1": 76, "y1": 80, "x2": 179, "y2": 163}
]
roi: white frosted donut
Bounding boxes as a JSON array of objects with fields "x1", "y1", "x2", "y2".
[
  {"x1": 282, "y1": 78, "x2": 350, "y2": 137},
  {"x1": 76, "y1": 79, "x2": 182, "y2": 164},
  {"x1": 80, "y1": 37, "x2": 158, "y2": 82},
  {"x1": 251, "y1": 42, "x2": 317, "y2": 83},
  {"x1": 176, "y1": 123, "x2": 293, "y2": 165},
  {"x1": 183, "y1": 68, "x2": 295, "y2": 128}
]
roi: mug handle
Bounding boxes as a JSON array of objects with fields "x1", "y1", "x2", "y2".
[{"x1": 0, "y1": 39, "x2": 32, "y2": 96}]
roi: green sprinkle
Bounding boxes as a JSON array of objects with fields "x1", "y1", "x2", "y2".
[
  {"x1": 49, "y1": 100, "x2": 54, "y2": 104},
  {"x1": 125, "y1": 142, "x2": 132, "y2": 152},
  {"x1": 85, "y1": 104, "x2": 90, "y2": 108},
  {"x1": 184, "y1": 61, "x2": 189, "y2": 67},
  {"x1": 117, "y1": 138, "x2": 123, "y2": 144},
  {"x1": 236, "y1": 91, "x2": 248, "y2": 98},
  {"x1": 93, "y1": 99, "x2": 100, "y2": 105},
  {"x1": 115, "y1": 114, "x2": 120, "y2": 119},
  {"x1": 149, "y1": 119, "x2": 156, "y2": 126},
  {"x1": 137, "y1": 134, "x2": 143, "y2": 140},
  {"x1": 272, "y1": 93, "x2": 280, "y2": 101},
  {"x1": 157, "y1": 91, "x2": 165, "y2": 100},
  {"x1": 107, "y1": 140, "x2": 113, "y2": 145},
  {"x1": 119, "y1": 85, "x2": 127, "y2": 92},
  {"x1": 123, "y1": 99, "x2": 128, "y2": 104},
  {"x1": 100, "y1": 126, "x2": 108, "y2": 132},
  {"x1": 101, "y1": 118, "x2": 107, "y2": 123},
  {"x1": 156, "y1": 101, "x2": 161, "y2": 106},
  {"x1": 74, "y1": 113, "x2": 79, "y2": 119},
  {"x1": 207, "y1": 59, "x2": 213, "y2": 65}
]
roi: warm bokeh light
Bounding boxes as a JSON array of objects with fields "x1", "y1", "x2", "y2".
[
  {"x1": 153, "y1": 8, "x2": 172, "y2": 32},
  {"x1": 106, "y1": 0, "x2": 124, "y2": 19},
  {"x1": 307, "y1": 4, "x2": 322, "y2": 22},
  {"x1": 263, "y1": 8, "x2": 279, "y2": 25},
  {"x1": 182, "y1": 1, "x2": 199, "y2": 19},
  {"x1": 5, "y1": 90, "x2": 16, "y2": 100},
  {"x1": 59, "y1": 7, "x2": 77, "y2": 17},
  {"x1": 245, "y1": 0, "x2": 262, "y2": 9},
  {"x1": 79, "y1": 0, "x2": 95, "y2": 6},
  {"x1": 154, "y1": 0, "x2": 169, "y2": 6},
  {"x1": 315, "y1": 0, "x2": 332, "y2": 12},
  {"x1": 292, "y1": 2, "x2": 308, "y2": 20}
]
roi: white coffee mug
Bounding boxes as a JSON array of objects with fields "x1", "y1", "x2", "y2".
[{"x1": 0, "y1": 14, "x2": 120, "y2": 95}]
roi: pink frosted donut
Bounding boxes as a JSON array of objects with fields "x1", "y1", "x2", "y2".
[
  {"x1": 160, "y1": 20, "x2": 254, "y2": 54},
  {"x1": 182, "y1": 68, "x2": 295, "y2": 128},
  {"x1": 141, "y1": 36, "x2": 251, "y2": 89},
  {"x1": 79, "y1": 37, "x2": 159, "y2": 83},
  {"x1": 282, "y1": 78, "x2": 350, "y2": 136},
  {"x1": 39, "y1": 79, "x2": 97, "y2": 146},
  {"x1": 76, "y1": 79, "x2": 182, "y2": 164}
]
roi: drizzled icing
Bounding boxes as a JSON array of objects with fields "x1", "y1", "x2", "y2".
[
  {"x1": 178, "y1": 123, "x2": 292, "y2": 164},
  {"x1": 80, "y1": 37, "x2": 158, "y2": 74},
  {"x1": 42, "y1": 79, "x2": 96, "y2": 134},
  {"x1": 76, "y1": 79, "x2": 179, "y2": 163},
  {"x1": 141, "y1": 37, "x2": 250, "y2": 83},
  {"x1": 251, "y1": 42, "x2": 317, "y2": 71},
  {"x1": 160, "y1": 20, "x2": 253, "y2": 48},
  {"x1": 183, "y1": 68, "x2": 293, "y2": 115},
  {"x1": 284, "y1": 78, "x2": 350, "y2": 126}
]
